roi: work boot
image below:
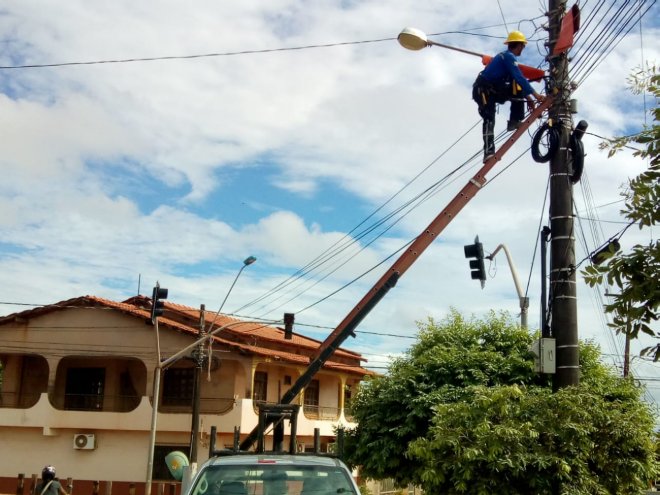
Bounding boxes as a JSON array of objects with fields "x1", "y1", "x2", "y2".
[
  {"x1": 482, "y1": 119, "x2": 495, "y2": 158},
  {"x1": 507, "y1": 120, "x2": 522, "y2": 131}
]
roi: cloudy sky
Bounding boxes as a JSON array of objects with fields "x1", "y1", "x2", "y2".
[{"x1": 1, "y1": 1, "x2": 658, "y2": 393}]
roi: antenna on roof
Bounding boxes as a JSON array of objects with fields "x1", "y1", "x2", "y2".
[{"x1": 137, "y1": 274, "x2": 141, "y2": 296}]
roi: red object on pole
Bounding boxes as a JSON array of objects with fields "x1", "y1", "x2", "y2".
[
  {"x1": 553, "y1": 4, "x2": 581, "y2": 55},
  {"x1": 480, "y1": 55, "x2": 546, "y2": 82}
]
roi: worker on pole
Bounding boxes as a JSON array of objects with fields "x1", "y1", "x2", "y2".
[{"x1": 472, "y1": 31, "x2": 545, "y2": 162}]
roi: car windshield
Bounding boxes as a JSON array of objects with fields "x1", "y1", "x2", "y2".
[{"x1": 190, "y1": 464, "x2": 358, "y2": 495}]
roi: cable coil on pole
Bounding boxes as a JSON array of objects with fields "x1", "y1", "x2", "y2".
[
  {"x1": 531, "y1": 122, "x2": 560, "y2": 163},
  {"x1": 569, "y1": 120, "x2": 588, "y2": 184},
  {"x1": 569, "y1": 134, "x2": 584, "y2": 183}
]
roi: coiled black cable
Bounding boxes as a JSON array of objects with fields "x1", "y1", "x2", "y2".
[
  {"x1": 570, "y1": 120, "x2": 588, "y2": 184},
  {"x1": 531, "y1": 122, "x2": 560, "y2": 163}
]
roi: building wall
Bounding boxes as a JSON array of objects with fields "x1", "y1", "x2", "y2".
[{"x1": 0, "y1": 305, "x2": 365, "y2": 492}]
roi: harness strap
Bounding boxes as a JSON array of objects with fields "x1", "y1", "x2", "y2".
[{"x1": 40, "y1": 481, "x2": 54, "y2": 495}]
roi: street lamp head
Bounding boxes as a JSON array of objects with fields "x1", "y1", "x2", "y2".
[
  {"x1": 398, "y1": 27, "x2": 430, "y2": 51},
  {"x1": 243, "y1": 255, "x2": 257, "y2": 266}
]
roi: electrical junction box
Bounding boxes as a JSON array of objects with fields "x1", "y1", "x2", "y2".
[{"x1": 530, "y1": 338, "x2": 556, "y2": 374}]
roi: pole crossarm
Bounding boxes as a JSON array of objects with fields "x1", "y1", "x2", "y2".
[{"x1": 239, "y1": 96, "x2": 553, "y2": 451}]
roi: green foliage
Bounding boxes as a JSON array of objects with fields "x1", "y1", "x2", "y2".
[
  {"x1": 357, "y1": 483, "x2": 372, "y2": 495},
  {"x1": 344, "y1": 311, "x2": 657, "y2": 493},
  {"x1": 344, "y1": 310, "x2": 541, "y2": 485},
  {"x1": 409, "y1": 382, "x2": 655, "y2": 494},
  {"x1": 583, "y1": 64, "x2": 660, "y2": 359}
]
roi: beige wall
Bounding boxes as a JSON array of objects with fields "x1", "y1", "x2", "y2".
[{"x1": 0, "y1": 307, "x2": 364, "y2": 484}]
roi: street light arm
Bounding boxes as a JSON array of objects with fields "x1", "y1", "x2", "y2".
[
  {"x1": 206, "y1": 255, "x2": 257, "y2": 338},
  {"x1": 398, "y1": 27, "x2": 546, "y2": 82},
  {"x1": 486, "y1": 244, "x2": 529, "y2": 330},
  {"x1": 217, "y1": 264, "x2": 247, "y2": 315},
  {"x1": 426, "y1": 40, "x2": 484, "y2": 59},
  {"x1": 486, "y1": 244, "x2": 524, "y2": 299}
]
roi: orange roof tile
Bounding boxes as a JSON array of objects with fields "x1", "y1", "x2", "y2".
[{"x1": 0, "y1": 295, "x2": 372, "y2": 377}]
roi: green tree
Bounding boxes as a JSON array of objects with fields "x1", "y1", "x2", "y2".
[
  {"x1": 344, "y1": 311, "x2": 657, "y2": 494},
  {"x1": 582, "y1": 64, "x2": 659, "y2": 359}
]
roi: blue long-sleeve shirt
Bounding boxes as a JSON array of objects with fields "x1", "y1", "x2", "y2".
[{"x1": 480, "y1": 50, "x2": 535, "y2": 96}]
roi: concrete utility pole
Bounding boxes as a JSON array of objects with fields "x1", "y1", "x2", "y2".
[
  {"x1": 189, "y1": 304, "x2": 205, "y2": 464},
  {"x1": 547, "y1": 0, "x2": 579, "y2": 389}
]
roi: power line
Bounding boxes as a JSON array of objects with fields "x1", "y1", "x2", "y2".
[
  {"x1": 0, "y1": 37, "x2": 396, "y2": 70},
  {"x1": 0, "y1": 21, "x2": 538, "y2": 71}
]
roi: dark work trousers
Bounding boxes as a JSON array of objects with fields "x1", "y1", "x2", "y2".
[{"x1": 472, "y1": 75, "x2": 525, "y2": 158}]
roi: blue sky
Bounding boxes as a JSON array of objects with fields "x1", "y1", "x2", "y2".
[{"x1": 0, "y1": 0, "x2": 658, "y2": 392}]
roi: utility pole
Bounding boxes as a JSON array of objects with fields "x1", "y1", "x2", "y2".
[
  {"x1": 547, "y1": 0, "x2": 579, "y2": 390},
  {"x1": 189, "y1": 304, "x2": 205, "y2": 465}
]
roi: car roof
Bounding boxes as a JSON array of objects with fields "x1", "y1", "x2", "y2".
[{"x1": 203, "y1": 454, "x2": 345, "y2": 468}]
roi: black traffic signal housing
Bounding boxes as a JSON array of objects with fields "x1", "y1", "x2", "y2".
[
  {"x1": 150, "y1": 283, "x2": 169, "y2": 325},
  {"x1": 464, "y1": 236, "x2": 487, "y2": 289},
  {"x1": 283, "y1": 313, "x2": 295, "y2": 340}
]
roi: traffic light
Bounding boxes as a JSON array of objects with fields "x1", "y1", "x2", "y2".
[
  {"x1": 150, "y1": 283, "x2": 169, "y2": 325},
  {"x1": 283, "y1": 313, "x2": 295, "y2": 340},
  {"x1": 464, "y1": 236, "x2": 486, "y2": 289}
]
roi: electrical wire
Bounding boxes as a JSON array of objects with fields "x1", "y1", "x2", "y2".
[
  {"x1": 496, "y1": 0, "x2": 511, "y2": 33},
  {"x1": 572, "y1": 0, "x2": 656, "y2": 86},
  {"x1": 3, "y1": 2, "x2": 657, "y2": 373},
  {"x1": 234, "y1": 122, "x2": 483, "y2": 318},
  {"x1": 0, "y1": 20, "x2": 545, "y2": 71},
  {"x1": 0, "y1": 37, "x2": 397, "y2": 70},
  {"x1": 524, "y1": 177, "x2": 551, "y2": 301}
]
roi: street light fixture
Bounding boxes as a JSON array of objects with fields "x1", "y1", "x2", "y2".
[
  {"x1": 216, "y1": 256, "x2": 257, "y2": 316},
  {"x1": 398, "y1": 27, "x2": 485, "y2": 57}
]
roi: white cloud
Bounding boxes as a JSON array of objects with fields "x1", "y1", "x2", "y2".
[{"x1": 0, "y1": 0, "x2": 657, "y2": 391}]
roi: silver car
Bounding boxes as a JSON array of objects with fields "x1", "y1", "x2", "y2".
[{"x1": 187, "y1": 453, "x2": 361, "y2": 495}]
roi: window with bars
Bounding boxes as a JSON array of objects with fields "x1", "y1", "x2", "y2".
[
  {"x1": 253, "y1": 371, "x2": 268, "y2": 402},
  {"x1": 303, "y1": 379, "x2": 320, "y2": 413}
]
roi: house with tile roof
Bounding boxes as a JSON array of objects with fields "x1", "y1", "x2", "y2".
[{"x1": 0, "y1": 295, "x2": 371, "y2": 495}]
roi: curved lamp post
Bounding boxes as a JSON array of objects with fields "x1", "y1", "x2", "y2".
[
  {"x1": 145, "y1": 256, "x2": 258, "y2": 495},
  {"x1": 190, "y1": 255, "x2": 257, "y2": 463},
  {"x1": 216, "y1": 256, "x2": 257, "y2": 316}
]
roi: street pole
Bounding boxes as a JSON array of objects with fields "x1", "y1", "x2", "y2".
[
  {"x1": 547, "y1": 0, "x2": 579, "y2": 390},
  {"x1": 486, "y1": 244, "x2": 529, "y2": 329},
  {"x1": 145, "y1": 317, "x2": 162, "y2": 495},
  {"x1": 145, "y1": 318, "x2": 270, "y2": 495},
  {"x1": 189, "y1": 304, "x2": 205, "y2": 464}
]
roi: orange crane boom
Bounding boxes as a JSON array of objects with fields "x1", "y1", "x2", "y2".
[{"x1": 239, "y1": 97, "x2": 553, "y2": 451}]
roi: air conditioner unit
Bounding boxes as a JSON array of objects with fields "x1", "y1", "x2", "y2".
[{"x1": 73, "y1": 433, "x2": 96, "y2": 450}]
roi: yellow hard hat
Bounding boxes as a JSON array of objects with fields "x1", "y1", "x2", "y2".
[{"x1": 504, "y1": 31, "x2": 527, "y2": 44}]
